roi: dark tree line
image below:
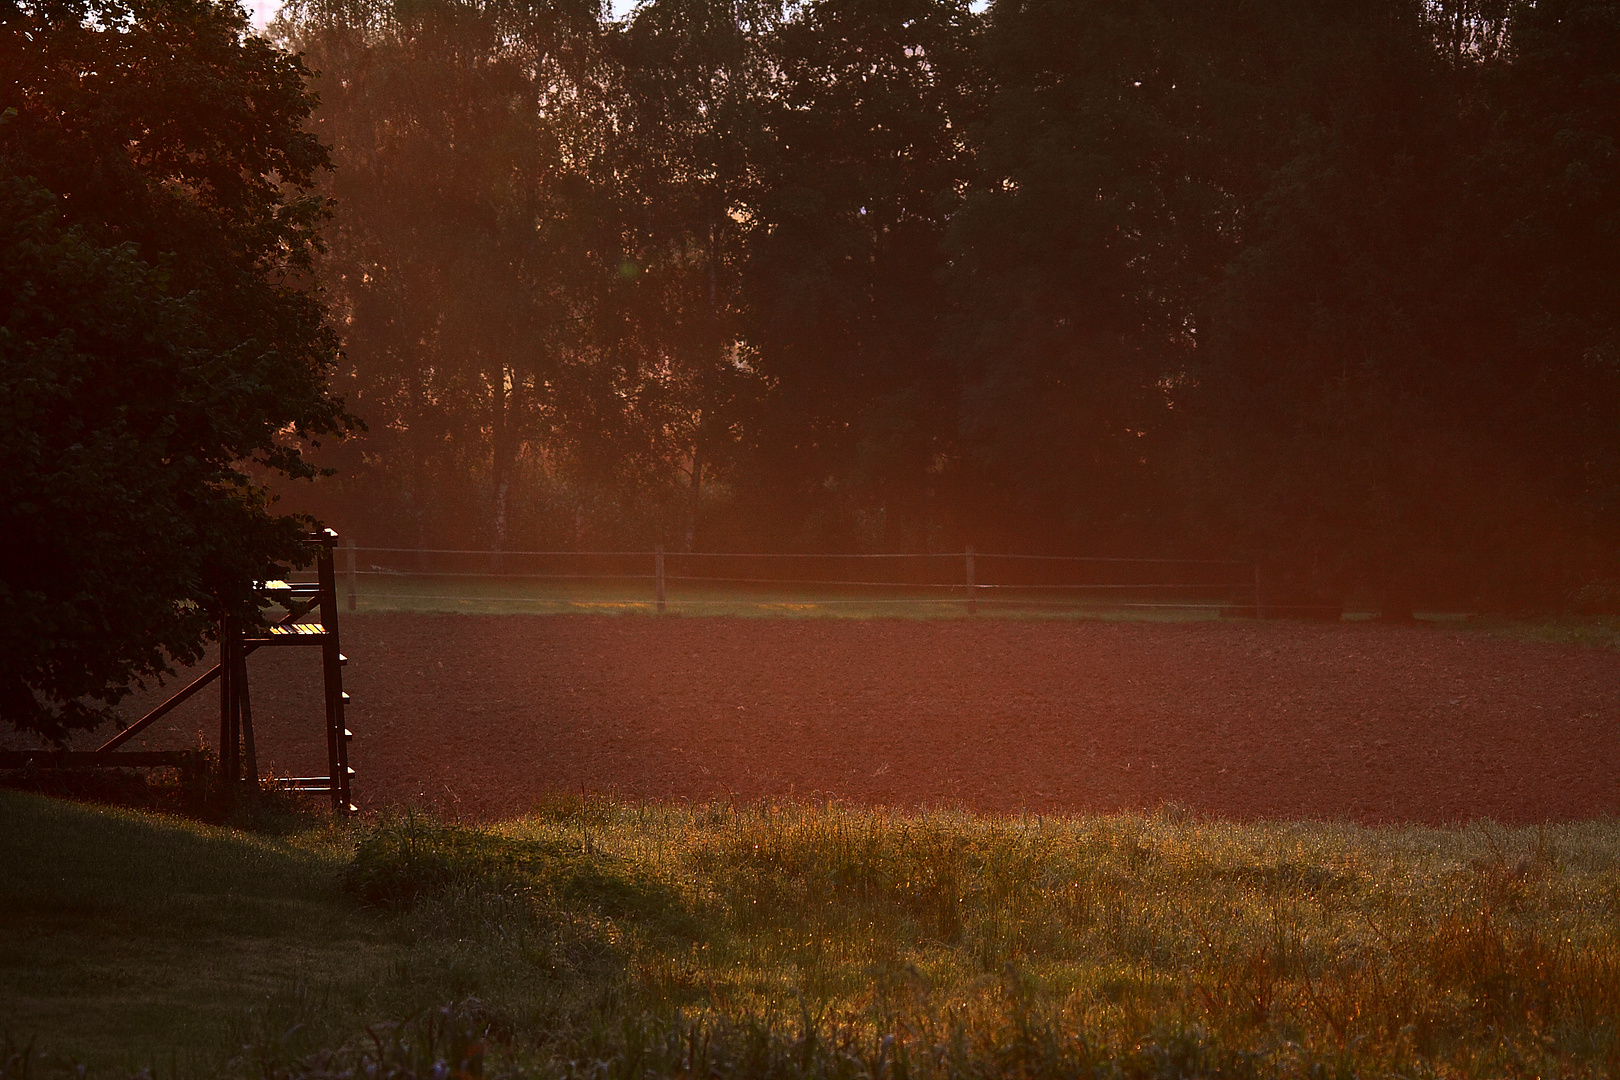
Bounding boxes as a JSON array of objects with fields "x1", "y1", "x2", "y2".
[{"x1": 275, "y1": 0, "x2": 1617, "y2": 611}]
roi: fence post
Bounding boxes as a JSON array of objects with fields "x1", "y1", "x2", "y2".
[
  {"x1": 655, "y1": 545, "x2": 666, "y2": 615},
  {"x1": 965, "y1": 545, "x2": 976, "y2": 615},
  {"x1": 346, "y1": 538, "x2": 357, "y2": 611}
]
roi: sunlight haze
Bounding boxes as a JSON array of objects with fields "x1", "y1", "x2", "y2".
[{"x1": 249, "y1": 0, "x2": 639, "y2": 29}]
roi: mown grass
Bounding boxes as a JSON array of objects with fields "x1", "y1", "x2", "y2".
[
  {"x1": 342, "y1": 573, "x2": 1234, "y2": 620},
  {"x1": 1464, "y1": 613, "x2": 1620, "y2": 652},
  {"x1": 5, "y1": 791, "x2": 1620, "y2": 1079}
]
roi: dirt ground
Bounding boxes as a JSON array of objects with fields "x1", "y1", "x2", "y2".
[{"x1": 62, "y1": 614, "x2": 1620, "y2": 824}]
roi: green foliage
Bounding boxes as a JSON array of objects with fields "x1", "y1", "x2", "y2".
[
  {"x1": 0, "y1": 0, "x2": 357, "y2": 739},
  {"x1": 740, "y1": 0, "x2": 977, "y2": 549}
]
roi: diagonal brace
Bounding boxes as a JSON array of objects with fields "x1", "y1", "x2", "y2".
[{"x1": 97, "y1": 641, "x2": 273, "y2": 753}]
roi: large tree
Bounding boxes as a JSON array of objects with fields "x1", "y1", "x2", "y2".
[
  {"x1": 945, "y1": 0, "x2": 1222, "y2": 554},
  {"x1": 1190, "y1": 0, "x2": 1620, "y2": 612},
  {"x1": 739, "y1": 0, "x2": 978, "y2": 551},
  {"x1": 0, "y1": 0, "x2": 355, "y2": 740},
  {"x1": 599, "y1": 0, "x2": 783, "y2": 550}
]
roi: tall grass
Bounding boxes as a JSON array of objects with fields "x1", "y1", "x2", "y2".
[
  {"x1": 5, "y1": 793, "x2": 1619, "y2": 1078},
  {"x1": 333, "y1": 802, "x2": 1620, "y2": 1077}
]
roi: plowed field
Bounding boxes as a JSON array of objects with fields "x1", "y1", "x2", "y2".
[{"x1": 85, "y1": 615, "x2": 1620, "y2": 823}]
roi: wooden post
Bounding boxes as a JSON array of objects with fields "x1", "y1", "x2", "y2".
[
  {"x1": 965, "y1": 545, "x2": 977, "y2": 615},
  {"x1": 217, "y1": 617, "x2": 234, "y2": 785},
  {"x1": 655, "y1": 545, "x2": 667, "y2": 615},
  {"x1": 236, "y1": 640, "x2": 259, "y2": 803},
  {"x1": 317, "y1": 535, "x2": 350, "y2": 811},
  {"x1": 346, "y1": 538, "x2": 357, "y2": 611}
]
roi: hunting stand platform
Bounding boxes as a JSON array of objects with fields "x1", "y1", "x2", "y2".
[{"x1": 0, "y1": 530, "x2": 356, "y2": 812}]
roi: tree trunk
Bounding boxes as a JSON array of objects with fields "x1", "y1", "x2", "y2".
[
  {"x1": 1380, "y1": 573, "x2": 1415, "y2": 623},
  {"x1": 683, "y1": 220, "x2": 722, "y2": 556},
  {"x1": 490, "y1": 364, "x2": 510, "y2": 572},
  {"x1": 684, "y1": 441, "x2": 703, "y2": 553},
  {"x1": 412, "y1": 373, "x2": 430, "y2": 572}
]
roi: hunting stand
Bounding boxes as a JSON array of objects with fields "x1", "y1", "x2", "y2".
[{"x1": 0, "y1": 530, "x2": 356, "y2": 812}]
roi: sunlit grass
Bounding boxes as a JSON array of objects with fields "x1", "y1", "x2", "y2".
[
  {"x1": 6, "y1": 791, "x2": 1620, "y2": 1078},
  {"x1": 1463, "y1": 613, "x2": 1620, "y2": 651},
  {"x1": 338, "y1": 573, "x2": 1233, "y2": 621},
  {"x1": 494, "y1": 800, "x2": 1620, "y2": 1076},
  {"x1": 343, "y1": 577, "x2": 1620, "y2": 641}
]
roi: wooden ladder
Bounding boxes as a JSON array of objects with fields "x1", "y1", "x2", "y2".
[{"x1": 94, "y1": 530, "x2": 356, "y2": 812}]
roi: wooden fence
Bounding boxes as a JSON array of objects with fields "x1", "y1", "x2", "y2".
[{"x1": 315, "y1": 544, "x2": 1262, "y2": 616}]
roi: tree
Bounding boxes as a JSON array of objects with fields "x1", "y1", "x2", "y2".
[
  {"x1": 740, "y1": 0, "x2": 978, "y2": 551},
  {"x1": 274, "y1": 0, "x2": 612, "y2": 553},
  {"x1": 602, "y1": 0, "x2": 784, "y2": 550},
  {"x1": 1478, "y1": 0, "x2": 1620, "y2": 602},
  {"x1": 0, "y1": 0, "x2": 356, "y2": 740},
  {"x1": 945, "y1": 0, "x2": 1220, "y2": 554},
  {"x1": 1183, "y1": 0, "x2": 1474, "y2": 614},
  {"x1": 1189, "y1": 0, "x2": 1620, "y2": 613}
]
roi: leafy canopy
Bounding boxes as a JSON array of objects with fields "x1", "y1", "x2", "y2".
[{"x1": 0, "y1": 0, "x2": 357, "y2": 740}]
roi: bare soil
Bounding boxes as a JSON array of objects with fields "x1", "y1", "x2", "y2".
[{"x1": 68, "y1": 615, "x2": 1620, "y2": 823}]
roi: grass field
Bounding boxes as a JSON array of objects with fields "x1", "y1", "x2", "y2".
[
  {"x1": 311, "y1": 568, "x2": 1291, "y2": 621},
  {"x1": 341, "y1": 573, "x2": 1243, "y2": 619},
  {"x1": 310, "y1": 573, "x2": 1620, "y2": 653},
  {"x1": 1462, "y1": 613, "x2": 1620, "y2": 652},
  {"x1": 5, "y1": 790, "x2": 1620, "y2": 1079}
]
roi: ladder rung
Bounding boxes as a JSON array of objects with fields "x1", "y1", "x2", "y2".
[
  {"x1": 246, "y1": 624, "x2": 329, "y2": 644},
  {"x1": 273, "y1": 767, "x2": 353, "y2": 783}
]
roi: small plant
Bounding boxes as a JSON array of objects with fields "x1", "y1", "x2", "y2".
[{"x1": 227, "y1": 1000, "x2": 498, "y2": 1080}]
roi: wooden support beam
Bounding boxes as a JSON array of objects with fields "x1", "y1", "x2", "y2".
[
  {"x1": 235, "y1": 633, "x2": 259, "y2": 802},
  {"x1": 0, "y1": 750, "x2": 205, "y2": 770},
  {"x1": 98, "y1": 662, "x2": 223, "y2": 752},
  {"x1": 218, "y1": 616, "x2": 235, "y2": 784},
  {"x1": 98, "y1": 598, "x2": 313, "y2": 755}
]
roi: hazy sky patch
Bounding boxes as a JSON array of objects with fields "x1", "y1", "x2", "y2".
[{"x1": 249, "y1": 0, "x2": 639, "y2": 30}]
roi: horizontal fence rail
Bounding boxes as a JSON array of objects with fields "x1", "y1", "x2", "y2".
[{"x1": 270, "y1": 544, "x2": 1264, "y2": 616}]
